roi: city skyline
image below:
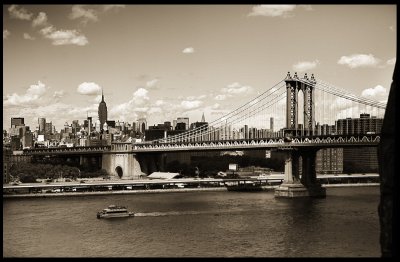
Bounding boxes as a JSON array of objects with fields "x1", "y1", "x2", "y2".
[{"x1": 3, "y1": 4, "x2": 396, "y2": 131}]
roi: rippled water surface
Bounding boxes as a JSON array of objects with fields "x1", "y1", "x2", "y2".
[{"x1": 3, "y1": 187, "x2": 380, "y2": 257}]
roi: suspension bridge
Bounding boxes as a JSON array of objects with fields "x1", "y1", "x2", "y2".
[
  {"x1": 23, "y1": 72, "x2": 386, "y2": 198},
  {"x1": 133, "y1": 72, "x2": 385, "y2": 151}
]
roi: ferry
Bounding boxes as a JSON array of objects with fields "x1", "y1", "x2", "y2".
[{"x1": 97, "y1": 205, "x2": 135, "y2": 219}]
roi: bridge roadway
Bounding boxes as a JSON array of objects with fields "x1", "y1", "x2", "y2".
[
  {"x1": 133, "y1": 136, "x2": 380, "y2": 152},
  {"x1": 22, "y1": 134, "x2": 381, "y2": 155}
]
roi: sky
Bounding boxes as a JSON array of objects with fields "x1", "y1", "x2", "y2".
[{"x1": 3, "y1": 4, "x2": 396, "y2": 131}]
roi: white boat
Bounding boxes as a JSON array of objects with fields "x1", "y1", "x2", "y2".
[{"x1": 97, "y1": 205, "x2": 135, "y2": 219}]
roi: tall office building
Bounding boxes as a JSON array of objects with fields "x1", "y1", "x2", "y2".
[
  {"x1": 270, "y1": 117, "x2": 274, "y2": 131},
  {"x1": 84, "y1": 116, "x2": 92, "y2": 134},
  {"x1": 38, "y1": 118, "x2": 46, "y2": 135},
  {"x1": 173, "y1": 120, "x2": 177, "y2": 130},
  {"x1": 137, "y1": 118, "x2": 147, "y2": 133},
  {"x1": 131, "y1": 122, "x2": 136, "y2": 132},
  {"x1": 98, "y1": 89, "x2": 108, "y2": 128},
  {"x1": 343, "y1": 147, "x2": 378, "y2": 173},
  {"x1": 335, "y1": 113, "x2": 383, "y2": 135},
  {"x1": 316, "y1": 148, "x2": 343, "y2": 174},
  {"x1": 177, "y1": 117, "x2": 189, "y2": 130},
  {"x1": 11, "y1": 117, "x2": 24, "y2": 128},
  {"x1": 45, "y1": 122, "x2": 53, "y2": 134}
]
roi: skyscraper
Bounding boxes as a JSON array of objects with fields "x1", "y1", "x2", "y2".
[
  {"x1": 177, "y1": 117, "x2": 189, "y2": 130},
  {"x1": 98, "y1": 89, "x2": 108, "y2": 129},
  {"x1": 38, "y1": 118, "x2": 46, "y2": 135},
  {"x1": 137, "y1": 118, "x2": 147, "y2": 133},
  {"x1": 11, "y1": 117, "x2": 24, "y2": 128},
  {"x1": 270, "y1": 117, "x2": 274, "y2": 131}
]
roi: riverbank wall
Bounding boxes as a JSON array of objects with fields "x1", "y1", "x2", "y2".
[{"x1": 3, "y1": 183, "x2": 379, "y2": 199}]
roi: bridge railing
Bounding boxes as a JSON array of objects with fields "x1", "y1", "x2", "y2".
[
  {"x1": 23, "y1": 145, "x2": 111, "y2": 154},
  {"x1": 133, "y1": 134, "x2": 381, "y2": 151}
]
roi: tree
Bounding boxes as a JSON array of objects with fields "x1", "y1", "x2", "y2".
[{"x1": 19, "y1": 173, "x2": 37, "y2": 183}]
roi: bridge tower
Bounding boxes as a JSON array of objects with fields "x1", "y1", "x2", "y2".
[
  {"x1": 285, "y1": 72, "x2": 316, "y2": 136},
  {"x1": 102, "y1": 142, "x2": 142, "y2": 179}
]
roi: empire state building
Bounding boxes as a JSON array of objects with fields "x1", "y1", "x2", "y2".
[{"x1": 98, "y1": 90, "x2": 107, "y2": 128}]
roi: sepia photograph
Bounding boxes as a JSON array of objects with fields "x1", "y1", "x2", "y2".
[{"x1": 3, "y1": 4, "x2": 397, "y2": 257}]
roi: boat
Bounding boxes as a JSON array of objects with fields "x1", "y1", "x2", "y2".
[{"x1": 97, "y1": 205, "x2": 135, "y2": 219}]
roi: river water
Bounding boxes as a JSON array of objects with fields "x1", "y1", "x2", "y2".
[{"x1": 3, "y1": 186, "x2": 380, "y2": 257}]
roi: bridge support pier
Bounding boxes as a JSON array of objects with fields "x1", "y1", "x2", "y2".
[
  {"x1": 102, "y1": 153, "x2": 142, "y2": 180},
  {"x1": 300, "y1": 148, "x2": 326, "y2": 198},
  {"x1": 274, "y1": 149, "x2": 326, "y2": 198}
]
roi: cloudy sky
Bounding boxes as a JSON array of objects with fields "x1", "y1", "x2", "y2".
[{"x1": 3, "y1": 5, "x2": 396, "y2": 131}]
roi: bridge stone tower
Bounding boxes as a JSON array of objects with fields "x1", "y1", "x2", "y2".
[
  {"x1": 102, "y1": 142, "x2": 142, "y2": 179},
  {"x1": 275, "y1": 72, "x2": 325, "y2": 198},
  {"x1": 285, "y1": 72, "x2": 316, "y2": 136}
]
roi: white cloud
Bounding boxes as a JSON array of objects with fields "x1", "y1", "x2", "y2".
[
  {"x1": 69, "y1": 5, "x2": 99, "y2": 24},
  {"x1": 133, "y1": 88, "x2": 149, "y2": 101},
  {"x1": 222, "y1": 82, "x2": 254, "y2": 95},
  {"x1": 155, "y1": 100, "x2": 165, "y2": 106},
  {"x1": 39, "y1": 25, "x2": 54, "y2": 36},
  {"x1": 329, "y1": 97, "x2": 353, "y2": 111},
  {"x1": 148, "y1": 107, "x2": 162, "y2": 114},
  {"x1": 3, "y1": 29, "x2": 10, "y2": 39},
  {"x1": 4, "y1": 81, "x2": 48, "y2": 106},
  {"x1": 23, "y1": 33, "x2": 35, "y2": 40},
  {"x1": 40, "y1": 26, "x2": 88, "y2": 46},
  {"x1": 248, "y1": 5, "x2": 296, "y2": 17},
  {"x1": 102, "y1": 5, "x2": 126, "y2": 12},
  {"x1": 186, "y1": 95, "x2": 207, "y2": 101},
  {"x1": 27, "y1": 81, "x2": 47, "y2": 96},
  {"x1": 108, "y1": 88, "x2": 151, "y2": 121},
  {"x1": 361, "y1": 85, "x2": 387, "y2": 98},
  {"x1": 133, "y1": 107, "x2": 149, "y2": 113},
  {"x1": 32, "y1": 12, "x2": 48, "y2": 27},
  {"x1": 53, "y1": 90, "x2": 65, "y2": 102},
  {"x1": 77, "y1": 82, "x2": 101, "y2": 95},
  {"x1": 8, "y1": 5, "x2": 33, "y2": 20},
  {"x1": 293, "y1": 60, "x2": 319, "y2": 72},
  {"x1": 146, "y1": 79, "x2": 159, "y2": 87},
  {"x1": 214, "y1": 94, "x2": 227, "y2": 101},
  {"x1": 182, "y1": 47, "x2": 194, "y2": 54},
  {"x1": 387, "y1": 57, "x2": 396, "y2": 65},
  {"x1": 337, "y1": 54, "x2": 380, "y2": 68},
  {"x1": 181, "y1": 100, "x2": 203, "y2": 110},
  {"x1": 212, "y1": 103, "x2": 221, "y2": 109},
  {"x1": 53, "y1": 90, "x2": 65, "y2": 98}
]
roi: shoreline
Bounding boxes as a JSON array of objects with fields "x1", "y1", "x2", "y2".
[
  {"x1": 3, "y1": 183, "x2": 379, "y2": 199},
  {"x1": 321, "y1": 183, "x2": 379, "y2": 188}
]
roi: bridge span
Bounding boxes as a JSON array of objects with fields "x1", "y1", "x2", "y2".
[{"x1": 19, "y1": 72, "x2": 385, "y2": 198}]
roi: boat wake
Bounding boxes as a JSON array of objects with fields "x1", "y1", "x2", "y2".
[
  {"x1": 134, "y1": 211, "x2": 203, "y2": 217},
  {"x1": 134, "y1": 209, "x2": 242, "y2": 217}
]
